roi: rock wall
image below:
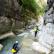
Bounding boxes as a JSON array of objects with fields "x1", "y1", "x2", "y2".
[
  {"x1": 0, "y1": 16, "x2": 12, "y2": 34},
  {"x1": 44, "y1": 0, "x2": 54, "y2": 24},
  {"x1": 0, "y1": 0, "x2": 24, "y2": 35}
]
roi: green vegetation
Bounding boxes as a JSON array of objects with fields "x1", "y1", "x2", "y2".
[
  {"x1": 22, "y1": 0, "x2": 37, "y2": 13},
  {"x1": 19, "y1": 0, "x2": 46, "y2": 22}
]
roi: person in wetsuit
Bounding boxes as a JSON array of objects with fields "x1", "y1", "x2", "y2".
[
  {"x1": 12, "y1": 41, "x2": 20, "y2": 54},
  {"x1": 35, "y1": 26, "x2": 39, "y2": 37}
]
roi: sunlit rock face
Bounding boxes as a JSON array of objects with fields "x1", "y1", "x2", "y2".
[
  {"x1": 35, "y1": 0, "x2": 54, "y2": 53},
  {"x1": 36, "y1": 23, "x2": 54, "y2": 54},
  {"x1": 37, "y1": 15, "x2": 44, "y2": 30},
  {"x1": 35, "y1": 0, "x2": 47, "y2": 8}
]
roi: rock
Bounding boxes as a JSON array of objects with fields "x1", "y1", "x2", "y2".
[
  {"x1": 31, "y1": 42, "x2": 50, "y2": 54},
  {"x1": 0, "y1": 16, "x2": 12, "y2": 34},
  {"x1": 0, "y1": 0, "x2": 25, "y2": 35},
  {"x1": 36, "y1": 23, "x2": 54, "y2": 54},
  {"x1": 0, "y1": 44, "x2": 3, "y2": 50},
  {"x1": 0, "y1": 0, "x2": 21, "y2": 18},
  {"x1": 0, "y1": 32, "x2": 15, "y2": 39},
  {"x1": 13, "y1": 20, "x2": 25, "y2": 34},
  {"x1": 47, "y1": 0, "x2": 54, "y2": 10},
  {"x1": 44, "y1": 7, "x2": 54, "y2": 24},
  {"x1": 44, "y1": 0, "x2": 54, "y2": 24}
]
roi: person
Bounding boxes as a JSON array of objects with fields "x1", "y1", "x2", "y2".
[
  {"x1": 35, "y1": 26, "x2": 39, "y2": 37},
  {"x1": 12, "y1": 41, "x2": 20, "y2": 54}
]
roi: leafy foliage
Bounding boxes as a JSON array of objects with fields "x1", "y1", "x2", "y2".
[
  {"x1": 19, "y1": 0, "x2": 46, "y2": 23},
  {"x1": 22, "y1": 0, "x2": 37, "y2": 13}
]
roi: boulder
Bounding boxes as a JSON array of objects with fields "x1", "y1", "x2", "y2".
[{"x1": 0, "y1": 44, "x2": 3, "y2": 51}]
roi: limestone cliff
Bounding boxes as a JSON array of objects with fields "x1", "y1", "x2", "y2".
[{"x1": 44, "y1": 0, "x2": 54, "y2": 24}]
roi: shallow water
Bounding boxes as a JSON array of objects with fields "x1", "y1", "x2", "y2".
[
  {"x1": 1, "y1": 23, "x2": 54, "y2": 54},
  {"x1": 0, "y1": 36, "x2": 23, "y2": 54}
]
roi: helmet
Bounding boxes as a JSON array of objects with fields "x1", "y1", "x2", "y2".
[{"x1": 16, "y1": 41, "x2": 18, "y2": 43}]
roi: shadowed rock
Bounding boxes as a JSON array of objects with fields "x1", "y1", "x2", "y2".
[{"x1": 0, "y1": 16, "x2": 12, "y2": 34}]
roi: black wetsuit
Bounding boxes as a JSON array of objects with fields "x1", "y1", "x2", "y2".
[
  {"x1": 13, "y1": 43, "x2": 20, "y2": 54},
  {"x1": 35, "y1": 31, "x2": 38, "y2": 37},
  {"x1": 35, "y1": 26, "x2": 39, "y2": 37}
]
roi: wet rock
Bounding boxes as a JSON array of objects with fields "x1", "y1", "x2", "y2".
[
  {"x1": 0, "y1": 44, "x2": 3, "y2": 51},
  {"x1": 0, "y1": 32, "x2": 15, "y2": 39}
]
